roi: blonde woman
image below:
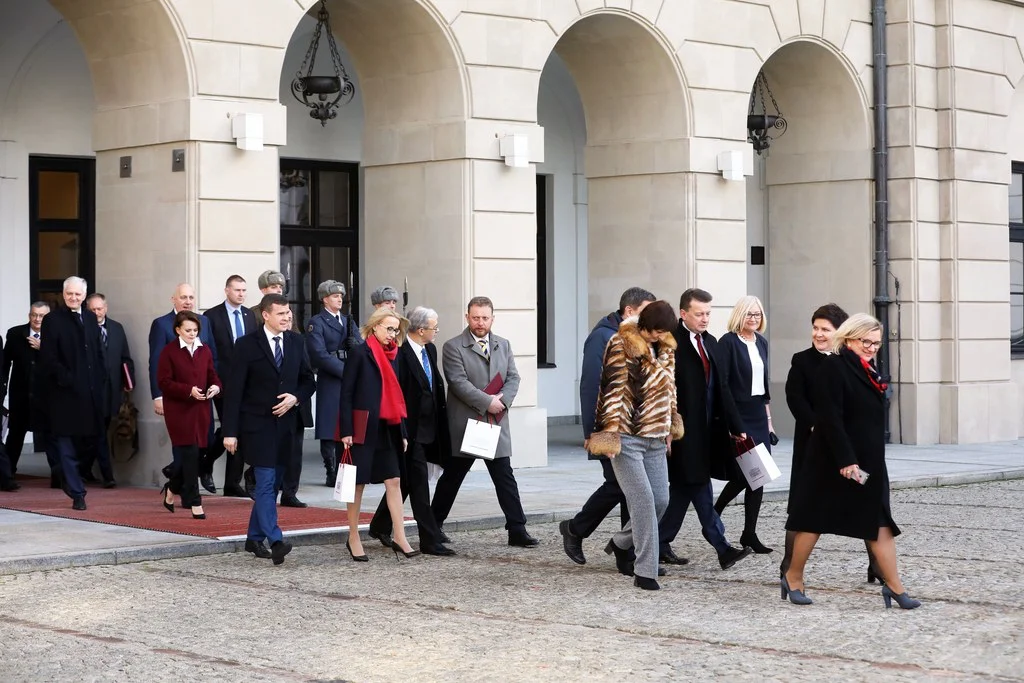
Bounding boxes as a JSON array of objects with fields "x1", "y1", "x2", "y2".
[
  {"x1": 338, "y1": 307, "x2": 418, "y2": 561},
  {"x1": 783, "y1": 314, "x2": 920, "y2": 609},
  {"x1": 712, "y1": 295, "x2": 773, "y2": 554}
]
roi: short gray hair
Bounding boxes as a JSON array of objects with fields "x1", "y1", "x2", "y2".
[
  {"x1": 408, "y1": 306, "x2": 437, "y2": 331},
  {"x1": 30, "y1": 301, "x2": 50, "y2": 311},
  {"x1": 63, "y1": 276, "x2": 87, "y2": 292},
  {"x1": 371, "y1": 285, "x2": 399, "y2": 305}
]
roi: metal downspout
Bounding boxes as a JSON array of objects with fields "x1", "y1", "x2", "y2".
[{"x1": 872, "y1": 0, "x2": 893, "y2": 443}]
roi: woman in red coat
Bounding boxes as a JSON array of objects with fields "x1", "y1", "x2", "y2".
[{"x1": 157, "y1": 311, "x2": 221, "y2": 519}]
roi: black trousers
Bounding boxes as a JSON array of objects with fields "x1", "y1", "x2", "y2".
[
  {"x1": 205, "y1": 397, "x2": 243, "y2": 487},
  {"x1": 0, "y1": 442, "x2": 14, "y2": 486},
  {"x1": 169, "y1": 445, "x2": 202, "y2": 507},
  {"x1": 280, "y1": 431, "x2": 304, "y2": 498},
  {"x1": 4, "y1": 414, "x2": 31, "y2": 472},
  {"x1": 431, "y1": 455, "x2": 527, "y2": 534},
  {"x1": 569, "y1": 457, "x2": 630, "y2": 538},
  {"x1": 76, "y1": 418, "x2": 115, "y2": 482},
  {"x1": 369, "y1": 440, "x2": 444, "y2": 548}
]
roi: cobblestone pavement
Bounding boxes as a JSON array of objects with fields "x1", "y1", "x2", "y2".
[{"x1": 0, "y1": 479, "x2": 1021, "y2": 682}]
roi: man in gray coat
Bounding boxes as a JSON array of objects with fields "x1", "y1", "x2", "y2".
[{"x1": 430, "y1": 296, "x2": 538, "y2": 547}]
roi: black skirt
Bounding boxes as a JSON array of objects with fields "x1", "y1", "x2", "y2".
[{"x1": 352, "y1": 422, "x2": 402, "y2": 485}]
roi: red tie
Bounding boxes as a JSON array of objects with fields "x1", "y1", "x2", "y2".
[{"x1": 695, "y1": 334, "x2": 710, "y2": 384}]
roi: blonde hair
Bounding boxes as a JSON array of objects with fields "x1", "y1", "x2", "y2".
[
  {"x1": 831, "y1": 313, "x2": 882, "y2": 354},
  {"x1": 360, "y1": 307, "x2": 409, "y2": 346},
  {"x1": 726, "y1": 295, "x2": 767, "y2": 334}
]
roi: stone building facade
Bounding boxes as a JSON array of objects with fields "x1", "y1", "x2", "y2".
[{"x1": 1, "y1": 0, "x2": 1022, "y2": 484}]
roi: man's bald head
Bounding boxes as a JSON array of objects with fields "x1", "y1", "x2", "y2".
[{"x1": 171, "y1": 283, "x2": 196, "y2": 312}]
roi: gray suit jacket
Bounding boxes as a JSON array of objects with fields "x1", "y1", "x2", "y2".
[{"x1": 442, "y1": 327, "x2": 520, "y2": 460}]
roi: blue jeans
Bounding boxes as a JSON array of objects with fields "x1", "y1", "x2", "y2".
[
  {"x1": 54, "y1": 436, "x2": 86, "y2": 500},
  {"x1": 247, "y1": 465, "x2": 284, "y2": 544},
  {"x1": 658, "y1": 481, "x2": 730, "y2": 555}
]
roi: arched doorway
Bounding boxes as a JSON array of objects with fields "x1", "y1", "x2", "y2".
[
  {"x1": 747, "y1": 40, "x2": 872, "y2": 434},
  {"x1": 535, "y1": 11, "x2": 691, "y2": 419}
]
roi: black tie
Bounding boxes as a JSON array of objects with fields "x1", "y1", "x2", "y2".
[{"x1": 273, "y1": 336, "x2": 283, "y2": 369}]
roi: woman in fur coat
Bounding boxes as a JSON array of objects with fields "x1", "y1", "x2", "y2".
[{"x1": 589, "y1": 301, "x2": 685, "y2": 590}]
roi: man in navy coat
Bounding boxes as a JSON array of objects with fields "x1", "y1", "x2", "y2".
[
  {"x1": 223, "y1": 294, "x2": 315, "y2": 565},
  {"x1": 148, "y1": 283, "x2": 217, "y2": 481},
  {"x1": 305, "y1": 279, "x2": 360, "y2": 487}
]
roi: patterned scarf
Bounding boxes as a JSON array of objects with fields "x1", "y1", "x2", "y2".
[
  {"x1": 367, "y1": 335, "x2": 407, "y2": 424},
  {"x1": 845, "y1": 347, "x2": 887, "y2": 393}
]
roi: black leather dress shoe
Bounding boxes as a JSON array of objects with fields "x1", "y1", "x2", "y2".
[
  {"x1": 270, "y1": 540, "x2": 293, "y2": 565},
  {"x1": 71, "y1": 497, "x2": 87, "y2": 511},
  {"x1": 421, "y1": 544, "x2": 456, "y2": 556},
  {"x1": 280, "y1": 495, "x2": 308, "y2": 508},
  {"x1": 200, "y1": 473, "x2": 217, "y2": 494},
  {"x1": 368, "y1": 529, "x2": 393, "y2": 548},
  {"x1": 508, "y1": 531, "x2": 540, "y2": 548},
  {"x1": 659, "y1": 547, "x2": 690, "y2": 565},
  {"x1": 244, "y1": 539, "x2": 272, "y2": 559},
  {"x1": 438, "y1": 529, "x2": 452, "y2": 544},
  {"x1": 604, "y1": 540, "x2": 634, "y2": 576},
  {"x1": 223, "y1": 486, "x2": 249, "y2": 498},
  {"x1": 559, "y1": 520, "x2": 586, "y2": 564},
  {"x1": 102, "y1": 480, "x2": 117, "y2": 489},
  {"x1": 719, "y1": 545, "x2": 753, "y2": 570},
  {"x1": 0, "y1": 482, "x2": 21, "y2": 492}
]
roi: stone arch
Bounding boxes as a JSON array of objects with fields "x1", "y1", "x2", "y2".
[
  {"x1": 749, "y1": 39, "x2": 874, "y2": 433},
  {"x1": 542, "y1": 10, "x2": 693, "y2": 325}
]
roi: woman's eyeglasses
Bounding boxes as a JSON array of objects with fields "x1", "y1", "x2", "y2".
[
  {"x1": 859, "y1": 338, "x2": 883, "y2": 350},
  {"x1": 378, "y1": 325, "x2": 401, "y2": 335},
  {"x1": 745, "y1": 312, "x2": 763, "y2": 319}
]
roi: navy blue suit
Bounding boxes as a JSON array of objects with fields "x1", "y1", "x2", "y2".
[{"x1": 222, "y1": 329, "x2": 315, "y2": 544}]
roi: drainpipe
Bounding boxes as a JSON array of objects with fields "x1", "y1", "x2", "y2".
[{"x1": 872, "y1": 0, "x2": 893, "y2": 443}]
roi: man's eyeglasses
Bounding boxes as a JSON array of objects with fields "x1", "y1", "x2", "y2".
[{"x1": 859, "y1": 338, "x2": 883, "y2": 350}]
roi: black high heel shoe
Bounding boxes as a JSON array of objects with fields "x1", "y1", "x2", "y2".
[
  {"x1": 190, "y1": 505, "x2": 206, "y2": 520},
  {"x1": 391, "y1": 540, "x2": 421, "y2": 559},
  {"x1": 160, "y1": 484, "x2": 174, "y2": 513},
  {"x1": 881, "y1": 585, "x2": 921, "y2": 610},
  {"x1": 346, "y1": 540, "x2": 368, "y2": 562},
  {"x1": 740, "y1": 532, "x2": 774, "y2": 554},
  {"x1": 780, "y1": 576, "x2": 813, "y2": 605}
]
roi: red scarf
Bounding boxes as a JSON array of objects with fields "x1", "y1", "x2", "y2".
[
  {"x1": 859, "y1": 356, "x2": 888, "y2": 394},
  {"x1": 368, "y1": 335, "x2": 407, "y2": 424}
]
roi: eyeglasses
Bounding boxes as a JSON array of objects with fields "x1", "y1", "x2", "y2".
[
  {"x1": 745, "y1": 312, "x2": 763, "y2": 319},
  {"x1": 859, "y1": 338, "x2": 883, "y2": 350},
  {"x1": 424, "y1": 327, "x2": 439, "y2": 333},
  {"x1": 377, "y1": 324, "x2": 400, "y2": 335}
]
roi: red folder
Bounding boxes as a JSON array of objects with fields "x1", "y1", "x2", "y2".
[
  {"x1": 335, "y1": 409, "x2": 370, "y2": 444},
  {"x1": 122, "y1": 363, "x2": 134, "y2": 391},
  {"x1": 484, "y1": 373, "x2": 505, "y2": 421}
]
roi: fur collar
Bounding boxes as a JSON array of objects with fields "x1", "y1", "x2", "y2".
[{"x1": 618, "y1": 320, "x2": 677, "y2": 359}]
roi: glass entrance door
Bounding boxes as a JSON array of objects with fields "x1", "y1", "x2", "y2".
[
  {"x1": 29, "y1": 156, "x2": 96, "y2": 307},
  {"x1": 280, "y1": 160, "x2": 359, "y2": 329}
]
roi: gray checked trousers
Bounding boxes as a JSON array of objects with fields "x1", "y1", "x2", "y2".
[{"x1": 609, "y1": 433, "x2": 670, "y2": 580}]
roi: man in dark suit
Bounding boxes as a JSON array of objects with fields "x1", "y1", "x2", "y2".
[
  {"x1": 2, "y1": 302, "x2": 59, "y2": 484},
  {"x1": 39, "y1": 276, "x2": 109, "y2": 510},
  {"x1": 148, "y1": 283, "x2": 218, "y2": 486},
  {"x1": 658, "y1": 288, "x2": 752, "y2": 570},
  {"x1": 222, "y1": 294, "x2": 315, "y2": 565},
  {"x1": 366, "y1": 306, "x2": 455, "y2": 556},
  {"x1": 0, "y1": 338, "x2": 18, "y2": 491},
  {"x1": 202, "y1": 274, "x2": 258, "y2": 495},
  {"x1": 432, "y1": 296, "x2": 538, "y2": 548},
  {"x1": 559, "y1": 287, "x2": 654, "y2": 565},
  {"x1": 76, "y1": 293, "x2": 135, "y2": 487},
  {"x1": 306, "y1": 279, "x2": 359, "y2": 489}
]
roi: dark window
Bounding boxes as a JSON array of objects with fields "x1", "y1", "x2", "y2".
[
  {"x1": 280, "y1": 159, "x2": 359, "y2": 330},
  {"x1": 1012, "y1": 163, "x2": 1024, "y2": 356},
  {"x1": 537, "y1": 174, "x2": 554, "y2": 368},
  {"x1": 29, "y1": 156, "x2": 95, "y2": 309}
]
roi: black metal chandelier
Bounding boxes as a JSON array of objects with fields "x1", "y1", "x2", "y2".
[
  {"x1": 291, "y1": 0, "x2": 355, "y2": 126},
  {"x1": 747, "y1": 70, "x2": 787, "y2": 155}
]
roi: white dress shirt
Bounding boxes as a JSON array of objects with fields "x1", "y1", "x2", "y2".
[
  {"x1": 742, "y1": 335, "x2": 765, "y2": 397},
  {"x1": 264, "y1": 326, "x2": 284, "y2": 359},
  {"x1": 179, "y1": 336, "x2": 203, "y2": 357}
]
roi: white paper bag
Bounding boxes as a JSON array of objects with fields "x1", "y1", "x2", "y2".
[
  {"x1": 332, "y1": 448, "x2": 357, "y2": 503},
  {"x1": 426, "y1": 462, "x2": 443, "y2": 482},
  {"x1": 460, "y1": 417, "x2": 501, "y2": 460},
  {"x1": 735, "y1": 439, "x2": 782, "y2": 490}
]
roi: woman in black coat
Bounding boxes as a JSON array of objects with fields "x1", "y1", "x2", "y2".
[
  {"x1": 713, "y1": 295, "x2": 773, "y2": 554},
  {"x1": 338, "y1": 307, "x2": 416, "y2": 562},
  {"x1": 783, "y1": 314, "x2": 921, "y2": 609}
]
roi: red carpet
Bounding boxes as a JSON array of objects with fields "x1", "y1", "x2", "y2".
[{"x1": 0, "y1": 477, "x2": 386, "y2": 540}]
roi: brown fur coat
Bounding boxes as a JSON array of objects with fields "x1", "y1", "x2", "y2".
[{"x1": 589, "y1": 321, "x2": 684, "y2": 456}]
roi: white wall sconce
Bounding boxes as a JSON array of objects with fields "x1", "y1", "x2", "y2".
[
  {"x1": 717, "y1": 150, "x2": 750, "y2": 181},
  {"x1": 499, "y1": 133, "x2": 529, "y2": 168},
  {"x1": 232, "y1": 113, "x2": 264, "y2": 151}
]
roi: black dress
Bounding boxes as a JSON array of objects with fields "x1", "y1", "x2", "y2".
[
  {"x1": 785, "y1": 349, "x2": 899, "y2": 540},
  {"x1": 351, "y1": 422, "x2": 402, "y2": 485}
]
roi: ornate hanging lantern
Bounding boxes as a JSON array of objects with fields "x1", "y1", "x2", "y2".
[
  {"x1": 290, "y1": 0, "x2": 355, "y2": 126},
  {"x1": 747, "y1": 70, "x2": 787, "y2": 155}
]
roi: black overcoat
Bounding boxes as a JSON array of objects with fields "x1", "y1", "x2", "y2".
[
  {"x1": 2, "y1": 324, "x2": 47, "y2": 430},
  {"x1": 39, "y1": 307, "x2": 108, "y2": 436},
  {"x1": 784, "y1": 346, "x2": 825, "y2": 512},
  {"x1": 397, "y1": 341, "x2": 450, "y2": 465},
  {"x1": 221, "y1": 330, "x2": 316, "y2": 468},
  {"x1": 668, "y1": 322, "x2": 744, "y2": 484},
  {"x1": 337, "y1": 341, "x2": 407, "y2": 463},
  {"x1": 786, "y1": 349, "x2": 900, "y2": 540},
  {"x1": 100, "y1": 318, "x2": 136, "y2": 419}
]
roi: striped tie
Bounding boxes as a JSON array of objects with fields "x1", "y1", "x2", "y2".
[
  {"x1": 273, "y1": 336, "x2": 283, "y2": 368},
  {"x1": 478, "y1": 339, "x2": 489, "y2": 359}
]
